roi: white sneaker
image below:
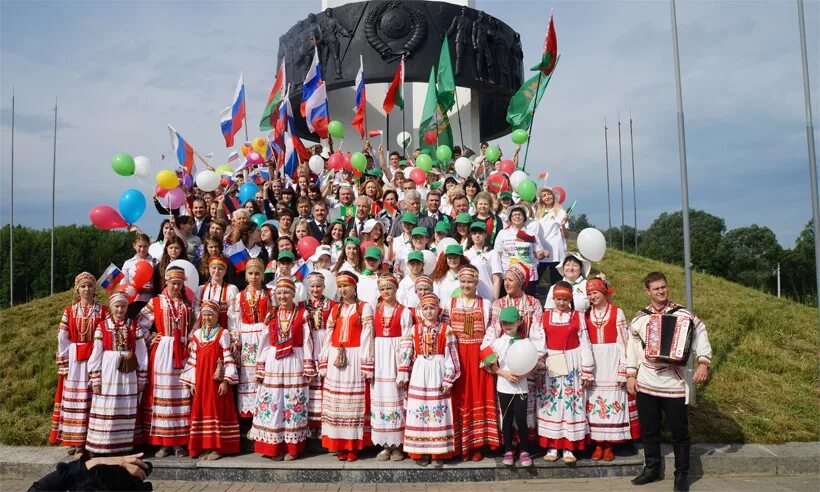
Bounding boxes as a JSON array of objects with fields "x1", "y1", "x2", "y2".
[
  {"x1": 562, "y1": 450, "x2": 577, "y2": 463},
  {"x1": 544, "y1": 448, "x2": 559, "y2": 462}
]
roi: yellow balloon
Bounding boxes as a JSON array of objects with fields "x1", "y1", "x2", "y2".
[
  {"x1": 156, "y1": 169, "x2": 179, "y2": 190},
  {"x1": 252, "y1": 136, "x2": 267, "y2": 155},
  {"x1": 215, "y1": 164, "x2": 232, "y2": 175}
]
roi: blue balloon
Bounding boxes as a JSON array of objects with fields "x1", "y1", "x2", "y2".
[
  {"x1": 118, "y1": 188, "x2": 146, "y2": 224},
  {"x1": 239, "y1": 182, "x2": 259, "y2": 204}
]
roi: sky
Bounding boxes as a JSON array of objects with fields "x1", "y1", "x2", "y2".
[{"x1": 0, "y1": 0, "x2": 818, "y2": 247}]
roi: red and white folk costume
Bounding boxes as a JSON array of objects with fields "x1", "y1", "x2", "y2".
[
  {"x1": 50, "y1": 272, "x2": 108, "y2": 450},
  {"x1": 230, "y1": 258, "x2": 271, "y2": 417},
  {"x1": 537, "y1": 285, "x2": 595, "y2": 452},
  {"x1": 138, "y1": 269, "x2": 192, "y2": 448},
  {"x1": 303, "y1": 272, "x2": 337, "y2": 433},
  {"x1": 250, "y1": 278, "x2": 316, "y2": 459},
  {"x1": 195, "y1": 257, "x2": 239, "y2": 330},
  {"x1": 85, "y1": 293, "x2": 148, "y2": 455},
  {"x1": 319, "y1": 272, "x2": 375, "y2": 456},
  {"x1": 179, "y1": 300, "x2": 240, "y2": 458},
  {"x1": 584, "y1": 279, "x2": 639, "y2": 446},
  {"x1": 399, "y1": 294, "x2": 461, "y2": 459},
  {"x1": 442, "y1": 268, "x2": 500, "y2": 459},
  {"x1": 370, "y1": 276, "x2": 413, "y2": 449}
]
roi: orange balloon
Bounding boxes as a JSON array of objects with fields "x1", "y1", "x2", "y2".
[{"x1": 241, "y1": 143, "x2": 251, "y2": 156}]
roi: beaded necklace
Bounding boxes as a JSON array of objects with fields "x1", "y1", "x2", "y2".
[
  {"x1": 74, "y1": 302, "x2": 98, "y2": 341},
  {"x1": 201, "y1": 323, "x2": 220, "y2": 345}
]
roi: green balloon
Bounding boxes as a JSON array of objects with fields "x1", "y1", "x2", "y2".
[
  {"x1": 112, "y1": 152, "x2": 136, "y2": 176},
  {"x1": 350, "y1": 152, "x2": 367, "y2": 172},
  {"x1": 436, "y1": 145, "x2": 453, "y2": 162},
  {"x1": 416, "y1": 154, "x2": 433, "y2": 172},
  {"x1": 517, "y1": 179, "x2": 537, "y2": 202},
  {"x1": 251, "y1": 213, "x2": 267, "y2": 228},
  {"x1": 511, "y1": 129, "x2": 529, "y2": 145},
  {"x1": 451, "y1": 287, "x2": 463, "y2": 298},
  {"x1": 485, "y1": 145, "x2": 501, "y2": 163},
  {"x1": 328, "y1": 120, "x2": 345, "y2": 139}
]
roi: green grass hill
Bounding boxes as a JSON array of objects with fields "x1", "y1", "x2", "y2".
[{"x1": 1, "y1": 248, "x2": 818, "y2": 446}]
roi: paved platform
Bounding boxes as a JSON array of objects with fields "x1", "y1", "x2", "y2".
[{"x1": 0, "y1": 442, "x2": 817, "y2": 484}]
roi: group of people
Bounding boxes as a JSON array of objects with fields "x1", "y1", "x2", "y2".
[{"x1": 49, "y1": 140, "x2": 712, "y2": 491}]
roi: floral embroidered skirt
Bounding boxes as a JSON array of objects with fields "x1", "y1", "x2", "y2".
[
  {"x1": 236, "y1": 322, "x2": 265, "y2": 417},
  {"x1": 587, "y1": 343, "x2": 633, "y2": 442},
  {"x1": 370, "y1": 336, "x2": 405, "y2": 447},
  {"x1": 403, "y1": 355, "x2": 455, "y2": 457},
  {"x1": 536, "y1": 347, "x2": 590, "y2": 449}
]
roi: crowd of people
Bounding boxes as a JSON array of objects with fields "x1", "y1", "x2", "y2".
[{"x1": 48, "y1": 140, "x2": 713, "y2": 491}]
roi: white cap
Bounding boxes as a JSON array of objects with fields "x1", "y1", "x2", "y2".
[
  {"x1": 363, "y1": 218, "x2": 379, "y2": 234},
  {"x1": 309, "y1": 245, "x2": 332, "y2": 263}
]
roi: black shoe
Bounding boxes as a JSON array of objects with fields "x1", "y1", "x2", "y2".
[
  {"x1": 674, "y1": 472, "x2": 689, "y2": 491},
  {"x1": 631, "y1": 467, "x2": 661, "y2": 486}
]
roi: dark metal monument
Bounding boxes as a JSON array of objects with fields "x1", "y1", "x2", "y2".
[{"x1": 278, "y1": 0, "x2": 524, "y2": 141}]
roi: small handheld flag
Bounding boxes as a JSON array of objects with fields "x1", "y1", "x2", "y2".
[
  {"x1": 565, "y1": 199, "x2": 577, "y2": 215},
  {"x1": 537, "y1": 172, "x2": 549, "y2": 180},
  {"x1": 225, "y1": 240, "x2": 251, "y2": 273},
  {"x1": 98, "y1": 264, "x2": 124, "y2": 292},
  {"x1": 167, "y1": 124, "x2": 196, "y2": 177}
]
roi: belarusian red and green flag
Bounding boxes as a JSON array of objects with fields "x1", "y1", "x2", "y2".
[
  {"x1": 419, "y1": 67, "x2": 453, "y2": 155},
  {"x1": 383, "y1": 57, "x2": 404, "y2": 114},
  {"x1": 260, "y1": 58, "x2": 287, "y2": 131},
  {"x1": 508, "y1": 13, "x2": 560, "y2": 131},
  {"x1": 532, "y1": 13, "x2": 558, "y2": 76}
]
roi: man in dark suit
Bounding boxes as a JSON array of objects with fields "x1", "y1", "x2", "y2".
[
  {"x1": 191, "y1": 198, "x2": 211, "y2": 240},
  {"x1": 308, "y1": 199, "x2": 331, "y2": 241},
  {"x1": 418, "y1": 189, "x2": 448, "y2": 233},
  {"x1": 346, "y1": 196, "x2": 373, "y2": 237}
]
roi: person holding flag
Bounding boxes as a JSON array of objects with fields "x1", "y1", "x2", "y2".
[{"x1": 302, "y1": 47, "x2": 329, "y2": 140}]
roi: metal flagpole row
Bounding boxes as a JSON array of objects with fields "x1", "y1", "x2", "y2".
[
  {"x1": 630, "y1": 113, "x2": 638, "y2": 254},
  {"x1": 617, "y1": 116, "x2": 625, "y2": 250},
  {"x1": 9, "y1": 88, "x2": 14, "y2": 306},
  {"x1": 51, "y1": 98, "x2": 57, "y2": 295},
  {"x1": 604, "y1": 121, "x2": 613, "y2": 246}
]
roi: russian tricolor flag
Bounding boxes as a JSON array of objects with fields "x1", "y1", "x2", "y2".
[
  {"x1": 301, "y1": 47, "x2": 329, "y2": 139},
  {"x1": 352, "y1": 55, "x2": 367, "y2": 140},
  {"x1": 167, "y1": 124, "x2": 195, "y2": 177},
  {"x1": 98, "y1": 264, "x2": 125, "y2": 292},
  {"x1": 292, "y1": 261, "x2": 310, "y2": 282},
  {"x1": 219, "y1": 72, "x2": 246, "y2": 148},
  {"x1": 225, "y1": 240, "x2": 251, "y2": 273}
]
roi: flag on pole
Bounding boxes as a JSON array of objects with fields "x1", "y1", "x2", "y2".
[
  {"x1": 218, "y1": 72, "x2": 246, "y2": 148},
  {"x1": 227, "y1": 151, "x2": 240, "y2": 164},
  {"x1": 283, "y1": 88, "x2": 310, "y2": 178},
  {"x1": 437, "y1": 34, "x2": 456, "y2": 112},
  {"x1": 532, "y1": 14, "x2": 558, "y2": 76},
  {"x1": 260, "y1": 58, "x2": 287, "y2": 131},
  {"x1": 225, "y1": 240, "x2": 251, "y2": 272},
  {"x1": 506, "y1": 56, "x2": 559, "y2": 131},
  {"x1": 418, "y1": 67, "x2": 453, "y2": 155},
  {"x1": 352, "y1": 55, "x2": 367, "y2": 139},
  {"x1": 292, "y1": 262, "x2": 310, "y2": 282},
  {"x1": 383, "y1": 57, "x2": 404, "y2": 113},
  {"x1": 537, "y1": 171, "x2": 549, "y2": 180},
  {"x1": 98, "y1": 264, "x2": 124, "y2": 292},
  {"x1": 368, "y1": 130, "x2": 383, "y2": 138},
  {"x1": 301, "y1": 48, "x2": 329, "y2": 139},
  {"x1": 167, "y1": 124, "x2": 196, "y2": 177}
]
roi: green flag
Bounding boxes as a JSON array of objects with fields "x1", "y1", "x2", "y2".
[
  {"x1": 506, "y1": 56, "x2": 559, "y2": 131},
  {"x1": 437, "y1": 34, "x2": 456, "y2": 112},
  {"x1": 419, "y1": 67, "x2": 453, "y2": 155}
]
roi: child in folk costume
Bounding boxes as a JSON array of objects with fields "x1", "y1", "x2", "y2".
[
  {"x1": 303, "y1": 272, "x2": 336, "y2": 436},
  {"x1": 180, "y1": 300, "x2": 240, "y2": 460},
  {"x1": 585, "y1": 277, "x2": 639, "y2": 461},
  {"x1": 230, "y1": 258, "x2": 271, "y2": 417},
  {"x1": 398, "y1": 294, "x2": 461, "y2": 468},
  {"x1": 485, "y1": 307, "x2": 535, "y2": 468},
  {"x1": 50, "y1": 272, "x2": 108, "y2": 457},
  {"x1": 85, "y1": 293, "x2": 148, "y2": 455},
  {"x1": 250, "y1": 278, "x2": 316, "y2": 461},
  {"x1": 195, "y1": 257, "x2": 238, "y2": 330},
  {"x1": 371, "y1": 275, "x2": 413, "y2": 462},
  {"x1": 442, "y1": 265, "x2": 500, "y2": 461},
  {"x1": 138, "y1": 266, "x2": 193, "y2": 458},
  {"x1": 319, "y1": 271, "x2": 375, "y2": 462},
  {"x1": 538, "y1": 281, "x2": 595, "y2": 464}
]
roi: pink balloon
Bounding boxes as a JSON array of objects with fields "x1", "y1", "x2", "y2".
[
  {"x1": 423, "y1": 130, "x2": 437, "y2": 145},
  {"x1": 409, "y1": 167, "x2": 426, "y2": 186},
  {"x1": 343, "y1": 153, "x2": 353, "y2": 172},
  {"x1": 552, "y1": 186, "x2": 566, "y2": 205},
  {"x1": 499, "y1": 159, "x2": 515, "y2": 175},
  {"x1": 90, "y1": 205, "x2": 128, "y2": 230},
  {"x1": 155, "y1": 184, "x2": 169, "y2": 198},
  {"x1": 297, "y1": 236, "x2": 321, "y2": 260},
  {"x1": 328, "y1": 151, "x2": 345, "y2": 171},
  {"x1": 165, "y1": 187, "x2": 186, "y2": 209},
  {"x1": 247, "y1": 151, "x2": 264, "y2": 165}
]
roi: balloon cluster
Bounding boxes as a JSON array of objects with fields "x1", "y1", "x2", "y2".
[{"x1": 91, "y1": 152, "x2": 151, "y2": 230}]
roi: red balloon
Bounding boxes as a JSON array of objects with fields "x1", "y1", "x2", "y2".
[
  {"x1": 132, "y1": 260, "x2": 153, "y2": 290},
  {"x1": 343, "y1": 153, "x2": 353, "y2": 171},
  {"x1": 552, "y1": 186, "x2": 567, "y2": 204},
  {"x1": 409, "y1": 167, "x2": 426, "y2": 186},
  {"x1": 297, "y1": 236, "x2": 321, "y2": 260},
  {"x1": 155, "y1": 184, "x2": 169, "y2": 198},
  {"x1": 327, "y1": 150, "x2": 344, "y2": 171},
  {"x1": 423, "y1": 131, "x2": 438, "y2": 145},
  {"x1": 499, "y1": 159, "x2": 515, "y2": 175},
  {"x1": 487, "y1": 173, "x2": 510, "y2": 194},
  {"x1": 90, "y1": 205, "x2": 128, "y2": 230},
  {"x1": 359, "y1": 240, "x2": 376, "y2": 256},
  {"x1": 116, "y1": 283, "x2": 138, "y2": 303}
]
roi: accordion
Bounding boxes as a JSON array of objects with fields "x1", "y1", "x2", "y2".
[{"x1": 642, "y1": 311, "x2": 694, "y2": 365}]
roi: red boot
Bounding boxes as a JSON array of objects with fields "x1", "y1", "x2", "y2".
[
  {"x1": 591, "y1": 444, "x2": 604, "y2": 461},
  {"x1": 602, "y1": 444, "x2": 615, "y2": 462}
]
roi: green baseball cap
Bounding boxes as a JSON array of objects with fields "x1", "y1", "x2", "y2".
[
  {"x1": 364, "y1": 246, "x2": 383, "y2": 260},
  {"x1": 344, "y1": 236, "x2": 361, "y2": 246},
  {"x1": 499, "y1": 306, "x2": 522, "y2": 323},
  {"x1": 434, "y1": 221, "x2": 450, "y2": 234},
  {"x1": 364, "y1": 169, "x2": 384, "y2": 179},
  {"x1": 401, "y1": 212, "x2": 419, "y2": 225},
  {"x1": 444, "y1": 245, "x2": 464, "y2": 256},
  {"x1": 407, "y1": 251, "x2": 424, "y2": 263},
  {"x1": 278, "y1": 250, "x2": 296, "y2": 262},
  {"x1": 411, "y1": 226, "x2": 428, "y2": 237},
  {"x1": 470, "y1": 221, "x2": 487, "y2": 232},
  {"x1": 455, "y1": 212, "x2": 472, "y2": 224},
  {"x1": 499, "y1": 191, "x2": 513, "y2": 200},
  {"x1": 430, "y1": 181, "x2": 443, "y2": 190}
]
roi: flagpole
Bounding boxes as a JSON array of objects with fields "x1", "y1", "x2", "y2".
[
  {"x1": 604, "y1": 120, "x2": 613, "y2": 246},
  {"x1": 453, "y1": 88, "x2": 465, "y2": 151},
  {"x1": 51, "y1": 97, "x2": 57, "y2": 295},
  {"x1": 630, "y1": 112, "x2": 638, "y2": 254},
  {"x1": 360, "y1": 55, "x2": 369, "y2": 139},
  {"x1": 617, "y1": 115, "x2": 625, "y2": 250},
  {"x1": 401, "y1": 57, "x2": 406, "y2": 158},
  {"x1": 9, "y1": 88, "x2": 14, "y2": 306},
  {"x1": 796, "y1": 0, "x2": 820, "y2": 331}
]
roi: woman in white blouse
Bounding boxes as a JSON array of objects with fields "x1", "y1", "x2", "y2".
[{"x1": 535, "y1": 187, "x2": 568, "y2": 287}]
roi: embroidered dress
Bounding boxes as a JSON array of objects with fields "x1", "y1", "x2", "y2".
[
  {"x1": 230, "y1": 287, "x2": 270, "y2": 416},
  {"x1": 444, "y1": 296, "x2": 500, "y2": 456},
  {"x1": 250, "y1": 305, "x2": 315, "y2": 458},
  {"x1": 585, "y1": 304, "x2": 638, "y2": 442},
  {"x1": 399, "y1": 321, "x2": 461, "y2": 458},
  {"x1": 50, "y1": 303, "x2": 108, "y2": 447},
  {"x1": 138, "y1": 295, "x2": 191, "y2": 447},
  {"x1": 370, "y1": 302, "x2": 412, "y2": 447},
  {"x1": 85, "y1": 318, "x2": 148, "y2": 454},
  {"x1": 545, "y1": 277, "x2": 589, "y2": 313},
  {"x1": 196, "y1": 282, "x2": 239, "y2": 330},
  {"x1": 180, "y1": 326, "x2": 240, "y2": 458},
  {"x1": 483, "y1": 294, "x2": 545, "y2": 441},
  {"x1": 305, "y1": 297, "x2": 336, "y2": 432},
  {"x1": 537, "y1": 309, "x2": 594, "y2": 450},
  {"x1": 319, "y1": 301, "x2": 375, "y2": 451}
]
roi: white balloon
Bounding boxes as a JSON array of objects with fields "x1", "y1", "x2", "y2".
[
  {"x1": 168, "y1": 259, "x2": 199, "y2": 295},
  {"x1": 510, "y1": 170, "x2": 528, "y2": 189},
  {"x1": 421, "y1": 250, "x2": 436, "y2": 275},
  {"x1": 436, "y1": 238, "x2": 457, "y2": 257},
  {"x1": 317, "y1": 268, "x2": 337, "y2": 300},
  {"x1": 403, "y1": 166, "x2": 415, "y2": 179},
  {"x1": 577, "y1": 228, "x2": 607, "y2": 262},
  {"x1": 397, "y1": 131, "x2": 412, "y2": 149},
  {"x1": 454, "y1": 157, "x2": 472, "y2": 178},
  {"x1": 308, "y1": 155, "x2": 325, "y2": 176},
  {"x1": 133, "y1": 156, "x2": 151, "y2": 177},
  {"x1": 195, "y1": 170, "x2": 220, "y2": 192},
  {"x1": 507, "y1": 339, "x2": 538, "y2": 376}
]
